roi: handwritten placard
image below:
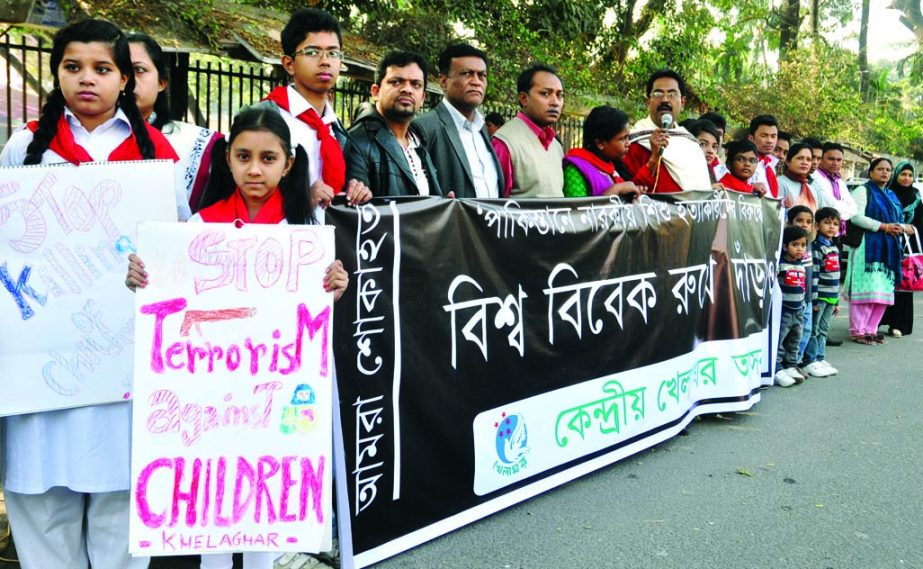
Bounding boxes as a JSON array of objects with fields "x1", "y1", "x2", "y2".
[
  {"x1": 0, "y1": 160, "x2": 177, "y2": 416},
  {"x1": 129, "y1": 221, "x2": 335, "y2": 555}
]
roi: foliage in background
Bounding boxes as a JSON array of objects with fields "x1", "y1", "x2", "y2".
[{"x1": 50, "y1": 0, "x2": 923, "y2": 158}]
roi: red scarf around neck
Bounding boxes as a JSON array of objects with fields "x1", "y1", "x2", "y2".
[
  {"x1": 198, "y1": 188, "x2": 286, "y2": 224},
  {"x1": 784, "y1": 170, "x2": 817, "y2": 210},
  {"x1": 264, "y1": 86, "x2": 346, "y2": 193},
  {"x1": 568, "y1": 148, "x2": 615, "y2": 175},
  {"x1": 27, "y1": 113, "x2": 178, "y2": 165},
  {"x1": 758, "y1": 154, "x2": 779, "y2": 197},
  {"x1": 566, "y1": 147, "x2": 625, "y2": 186},
  {"x1": 719, "y1": 172, "x2": 754, "y2": 194}
]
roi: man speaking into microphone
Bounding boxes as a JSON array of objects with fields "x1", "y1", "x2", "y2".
[{"x1": 623, "y1": 69, "x2": 712, "y2": 193}]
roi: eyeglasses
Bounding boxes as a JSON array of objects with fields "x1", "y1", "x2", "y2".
[
  {"x1": 291, "y1": 47, "x2": 345, "y2": 60},
  {"x1": 649, "y1": 90, "x2": 681, "y2": 100},
  {"x1": 733, "y1": 156, "x2": 758, "y2": 165}
]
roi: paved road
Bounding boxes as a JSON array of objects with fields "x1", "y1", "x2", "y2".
[
  {"x1": 372, "y1": 302, "x2": 923, "y2": 569},
  {"x1": 2, "y1": 303, "x2": 921, "y2": 569}
]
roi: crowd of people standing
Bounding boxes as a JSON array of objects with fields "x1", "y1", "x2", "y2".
[{"x1": 1, "y1": 5, "x2": 920, "y2": 569}]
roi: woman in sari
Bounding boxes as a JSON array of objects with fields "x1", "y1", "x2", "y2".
[{"x1": 843, "y1": 158, "x2": 905, "y2": 345}]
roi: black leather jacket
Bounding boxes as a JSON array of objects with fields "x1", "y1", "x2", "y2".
[{"x1": 344, "y1": 107, "x2": 443, "y2": 197}]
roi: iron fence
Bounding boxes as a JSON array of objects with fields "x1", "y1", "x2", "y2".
[{"x1": 2, "y1": 32, "x2": 583, "y2": 151}]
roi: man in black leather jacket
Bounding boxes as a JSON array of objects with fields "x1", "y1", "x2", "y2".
[{"x1": 344, "y1": 51, "x2": 443, "y2": 197}]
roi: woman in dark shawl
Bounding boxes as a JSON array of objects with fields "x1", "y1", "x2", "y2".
[{"x1": 880, "y1": 161, "x2": 922, "y2": 336}]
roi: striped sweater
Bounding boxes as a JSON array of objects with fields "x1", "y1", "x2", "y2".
[
  {"x1": 812, "y1": 236, "x2": 840, "y2": 303},
  {"x1": 778, "y1": 255, "x2": 806, "y2": 313}
]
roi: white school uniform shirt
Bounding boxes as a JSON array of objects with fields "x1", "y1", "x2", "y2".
[
  {"x1": 402, "y1": 131, "x2": 431, "y2": 196},
  {"x1": 441, "y1": 100, "x2": 500, "y2": 198},
  {"x1": 0, "y1": 108, "x2": 192, "y2": 221},
  {"x1": 276, "y1": 85, "x2": 341, "y2": 188},
  {"x1": 160, "y1": 118, "x2": 220, "y2": 205},
  {"x1": 0, "y1": 108, "x2": 189, "y2": 494}
]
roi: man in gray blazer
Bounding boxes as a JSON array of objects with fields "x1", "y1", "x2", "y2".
[{"x1": 413, "y1": 44, "x2": 504, "y2": 199}]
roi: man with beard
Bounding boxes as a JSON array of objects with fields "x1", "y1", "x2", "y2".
[
  {"x1": 622, "y1": 69, "x2": 711, "y2": 193},
  {"x1": 414, "y1": 43, "x2": 503, "y2": 198},
  {"x1": 345, "y1": 51, "x2": 443, "y2": 196},
  {"x1": 492, "y1": 63, "x2": 565, "y2": 197}
]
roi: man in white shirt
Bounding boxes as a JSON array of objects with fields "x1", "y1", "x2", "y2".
[
  {"x1": 414, "y1": 43, "x2": 503, "y2": 199},
  {"x1": 814, "y1": 141, "x2": 858, "y2": 221}
]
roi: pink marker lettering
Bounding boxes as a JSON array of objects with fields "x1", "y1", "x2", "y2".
[
  {"x1": 255, "y1": 456, "x2": 280, "y2": 524},
  {"x1": 136, "y1": 457, "x2": 172, "y2": 528},
  {"x1": 189, "y1": 229, "x2": 234, "y2": 294},
  {"x1": 283, "y1": 304, "x2": 330, "y2": 377},
  {"x1": 299, "y1": 456, "x2": 325, "y2": 524},
  {"x1": 233, "y1": 456, "x2": 255, "y2": 524},
  {"x1": 255, "y1": 237, "x2": 284, "y2": 288},
  {"x1": 170, "y1": 457, "x2": 201, "y2": 527},
  {"x1": 165, "y1": 342, "x2": 185, "y2": 370},
  {"x1": 227, "y1": 237, "x2": 257, "y2": 291},
  {"x1": 285, "y1": 229, "x2": 325, "y2": 292},
  {"x1": 201, "y1": 457, "x2": 212, "y2": 528},
  {"x1": 278, "y1": 456, "x2": 298, "y2": 522},
  {"x1": 140, "y1": 298, "x2": 188, "y2": 373},
  {"x1": 214, "y1": 457, "x2": 231, "y2": 527}
]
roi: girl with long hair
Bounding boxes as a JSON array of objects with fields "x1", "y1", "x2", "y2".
[
  {"x1": 126, "y1": 105, "x2": 370, "y2": 568},
  {"x1": 0, "y1": 18, "x2": 184, "y2": 568},
  {"x1": 127, "y1": 33, "x2": 224, "y2": 213}
]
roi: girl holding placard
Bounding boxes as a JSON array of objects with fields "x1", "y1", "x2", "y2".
[
  {"x1": 126, "y1": 104, "x2": 370, "y2": 568},
  {"x1": 0, "y1": 18, "x2": 184, "y2": 569}
]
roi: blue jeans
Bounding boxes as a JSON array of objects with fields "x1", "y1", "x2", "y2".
[
  {"x1": 804, "y1": 301, "x2": 836, "y2": 364},
  {"x1": 797, "y1": 299, "x2": 812, "y2": 363},
  {"x1": 777, "y1": 309, "x2": 804, "y2": 369}
]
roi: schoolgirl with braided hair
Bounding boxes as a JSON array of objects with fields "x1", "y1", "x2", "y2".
[
  {"x1": 0, "y1": 19, "x2": 186, "y2": 569},
  {"x1": 0, "y1": 19, "x2": 190, "y2": 220}
]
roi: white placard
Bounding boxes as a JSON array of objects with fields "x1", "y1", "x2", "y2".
[
  {"x1": 129, "y1": 221, "x2": 335, "y2": 556},
  {"x1": 0, "y1": 160, "x2": 177, "y2": 415}
]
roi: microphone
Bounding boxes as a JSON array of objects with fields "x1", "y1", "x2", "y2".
[
  {"x1": 661, "y1": 113, "x2": 673, "y2": 129},
  {"x1": 658, "y1": 113, "x2": 673, "y2": 155}
]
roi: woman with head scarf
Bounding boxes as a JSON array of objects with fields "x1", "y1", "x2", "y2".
[
  {"x1": 880, "y1": 161, "x2": 921, "y2": 336},
  {"x1": 843, "y1": 158, "x2": 907, "y2": 344}
]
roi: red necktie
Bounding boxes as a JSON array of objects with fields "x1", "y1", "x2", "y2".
[{"x1": 264, "y1": 86, "x2": 346, "y2": 193}]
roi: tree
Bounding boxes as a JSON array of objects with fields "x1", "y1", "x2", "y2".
[
  {"x1": 859, "y1": 0, "x2": 871, "y2": 100},
  {"x1": 779, "y1": 0, "x2": 801, "y2": 59}
]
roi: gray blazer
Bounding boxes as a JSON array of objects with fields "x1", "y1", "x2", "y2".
[{"x1": 413, "y1": 102, "x2": 504, "y2": 199}]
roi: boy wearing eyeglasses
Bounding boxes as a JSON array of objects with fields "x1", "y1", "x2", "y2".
[
  {"x1": 717, "y1": 140, "x2": 761, "y2": 194},
  {"x1": 264, "y1": 7, "x2": 368, "y2": 206}
]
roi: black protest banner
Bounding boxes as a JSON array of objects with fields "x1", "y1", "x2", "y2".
[{"x1": 326, "y1": 192, "x2": 782, "y2": 568}]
